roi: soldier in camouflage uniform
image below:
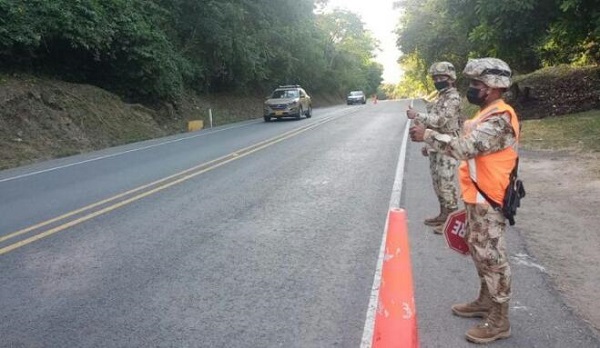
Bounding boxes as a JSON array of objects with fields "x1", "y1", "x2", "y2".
[
  {"x1": 409, "y1": 58, "x2": 519, "y2": 344},
  {"x1": 407, "y1": 62, "x2": 461, "y2": 233}
]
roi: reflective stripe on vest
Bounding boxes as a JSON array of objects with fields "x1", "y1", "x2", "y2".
[{"x1": 458, "y1": 100, "x2": 520, "y2": 205}]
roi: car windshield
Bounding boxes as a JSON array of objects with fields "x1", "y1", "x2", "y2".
[
  {"x1": 350, "y1": 91, "x2": 363, "y2": 96},
  {"x1": 272, "y1": 90, "x2": 299, "y2": 98}
]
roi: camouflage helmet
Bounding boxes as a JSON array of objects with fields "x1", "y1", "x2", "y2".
[
  {"x1": 463, "y1": 57, "x2": 512, "y2": 88},
  {"x1": 428, "y1": 61, "x2": 457, "y2": 81}
]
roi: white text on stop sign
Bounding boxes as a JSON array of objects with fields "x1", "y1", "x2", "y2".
[{"x1": 451, "y1": 220, "x2": 466, "y2": 237}]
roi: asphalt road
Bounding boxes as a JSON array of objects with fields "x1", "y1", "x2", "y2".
[
  {"x1": 0, "y1": 101, "x2": 406, "y2": 347},
  {"x1": 0, "y1": 100, "x2": 598, "y2": 347}
]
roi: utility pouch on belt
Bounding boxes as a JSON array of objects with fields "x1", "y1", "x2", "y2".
[{"x1": 470, "y1": 158, "x2": 526, "y2": 226}]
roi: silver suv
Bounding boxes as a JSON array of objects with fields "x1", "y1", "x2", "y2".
[
  {"x1": 347, "y1": 90, "x2": 366, "y2": 105},
  {"x1": 264, "y1": 85, "x2": 312, "y2": 122}
]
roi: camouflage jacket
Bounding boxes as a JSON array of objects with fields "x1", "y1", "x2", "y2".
[
  {"x1": 416, "y1": 87, "x2": 462, "y2": 136},
  {"x1": 423, "y1": 101, "x2": 517, "y2": 160}
]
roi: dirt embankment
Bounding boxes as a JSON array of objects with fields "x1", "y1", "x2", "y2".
[
  {"x1": 508, "y1": 65, "x2": 600, "y2": 119},
  {"x1": 0, "y1": 75, "x2": 342, "y2": 170},
  {"x1": 1, "y1": 78, "x2": 167, "y2": 169}
]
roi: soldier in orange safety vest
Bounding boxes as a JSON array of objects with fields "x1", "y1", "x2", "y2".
[{"x1": 409, "y1": 57, "x2": 519, "y2": 344}]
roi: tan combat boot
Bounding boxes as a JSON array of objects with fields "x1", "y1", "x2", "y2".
[
  {"x1": 465, "y1": 302, "x2": 511, "y2": 344},
  {"x1": 424, "y1": 206, "x2": 456, "y2": 227},
  {"x1": 451, "y1": 282, "x2": 493, "y2": 318},
  {"x1": 424, "y1": 207, "x2": 445, "y2": 226}
]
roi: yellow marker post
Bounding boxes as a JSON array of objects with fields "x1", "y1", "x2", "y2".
[{"x1": 187, "y1": 120, "x2": 204, "y2": 132}]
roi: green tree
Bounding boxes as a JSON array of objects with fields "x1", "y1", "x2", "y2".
[
  {"x1": 395, "y1": 0, "x2": 469, "y2": 69},
  {"x1": 541, "y1": 0, "x2": 600, "y2": 65},
  {"x1": 394, "y1": 52, "x2": 432, "y2": 98},
  {"x1": 0, "y1": 0, "x2": 384, "y2": 101},
  {"x1": 0, "y1": 0, "x2": 187, "y2": 100},
  {"x1": 394, "y1": 0, "x2": 598, "y2": 87},
  {"x1": 316, "y1": 9, "x2": 381, "y2": 95}
]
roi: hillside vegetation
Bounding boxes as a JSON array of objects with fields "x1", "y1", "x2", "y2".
[
  {"x1": 0, "y1": 0, "x2": 382, "y2": 170},
  {"x1": 391, "y1": 0, "x2": 600, "y2": 162},
  {"x1": 0, "y1": 0, "x2": 382, "y2": 101},
  {"x1": 0, "y1": 74, "x2": 344, "y2": 170},
  {"x1": 1, "y1": 0, "x2": 599, "y2": 170},
  {"x1": 2, "y1": 64, "x2": 598, "y2": 171},
  {"x1": 392, "y1": 0, "x2": 599, "y2": 97}
]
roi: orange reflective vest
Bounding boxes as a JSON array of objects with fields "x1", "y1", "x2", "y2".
[{"x1": 458, "y1": 99, "x2": 520, "y2": 205}]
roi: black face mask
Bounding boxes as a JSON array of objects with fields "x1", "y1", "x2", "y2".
[
  {"x1": 466, "y1": 87, "x2": 486, "y2": 106},
  {"x1": 434, "y1": 80, "x2": 450, "y2": 91}
]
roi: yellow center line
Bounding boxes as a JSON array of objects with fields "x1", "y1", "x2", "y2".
[
  {"x1": 0, "y1": 119, "x2": 325, "y2": 245},
  {"x1": 0, "y1": 117, "x2": 335, "y2": 255}
]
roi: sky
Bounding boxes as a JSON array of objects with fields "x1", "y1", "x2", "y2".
[{"x1": 324, "y1": 0, "x2": 403, "y2": 84}]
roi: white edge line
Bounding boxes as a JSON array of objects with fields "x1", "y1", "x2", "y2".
[
  {"x1": 360, "y1": 117, "x2": 410, "y2": 347},
  {"x1": 0, "y1": 107, "x2": 353, "y2": 184},
  {"x1": 0, "y1": 124, "x2": 244, "y2": 183}
]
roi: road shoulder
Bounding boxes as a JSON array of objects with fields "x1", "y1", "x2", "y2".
[
  {"x1": 404, "y1": 142, "x2": 600, "y2": 347},
  {"x1": 517, "y1": 150, "x2": 600, "y2": 334}
]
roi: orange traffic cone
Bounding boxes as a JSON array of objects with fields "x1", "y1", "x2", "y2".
[{"x1": 372, "y1": 208, "x2": 419, "y2": 347}]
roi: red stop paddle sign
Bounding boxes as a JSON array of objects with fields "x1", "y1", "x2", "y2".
[{"x1": 443, "y1": 209, "x2": 470, "y2": 255}]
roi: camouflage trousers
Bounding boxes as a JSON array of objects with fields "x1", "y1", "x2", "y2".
[
  {"x1": 428, "y1": 151, "x2": 458, "y2": 210},
  {"x1": 465, "y1": 203, "x2": 512, "y2": 304}
]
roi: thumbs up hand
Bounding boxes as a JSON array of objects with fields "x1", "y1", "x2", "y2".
[
  {"x1": 409, "y1": 123, "x2": 426, "y2": 142},
  {"x1": 406, "y1": 105, "x2": 418, "y2": 120}
]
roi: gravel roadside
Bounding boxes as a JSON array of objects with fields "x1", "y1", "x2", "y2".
[{"x1": 518, "y1": 150, "x2": 600, "y2": 334}]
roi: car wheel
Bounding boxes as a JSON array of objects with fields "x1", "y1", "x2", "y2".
[
  {"x1": 264, "y1": 116, "x2": 271, "y2": 122},
  {"x1": 296, "y1": 106, "x2": 303, "y2": 120},
  {"x1": 306, "y1": 105, "x2": 312, "y2": 118}
]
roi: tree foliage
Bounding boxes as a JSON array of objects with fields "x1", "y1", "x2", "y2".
[
  {"x1": 316, "y1": 9, "x2": 382, "y2": 95},
  {"x1": 394, "y1": 0, "x2": 599, "y2": 92},
  {"x1": 394, "y1": 52, "x2": 433, "y2": 98},
  {"x1": 541, "y1": 0, "x2": 600, "y2": 66},
  {"x1": 0, "y1": 0, "x2": 382, "y2": 100},
  {"x1": 0, "y1": 0, "x2": 189, "y2": 99}
]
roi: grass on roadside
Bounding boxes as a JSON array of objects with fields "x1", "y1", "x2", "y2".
[
  {"x1": 520, "y1": 109, "x2": 600, "y2": 153},
  {"x1": 459, "y1": 100, "x2": 600, "y2": 175},
  {"x1": 461, "y1": 95, "x2": 599, "y2": 153}
]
